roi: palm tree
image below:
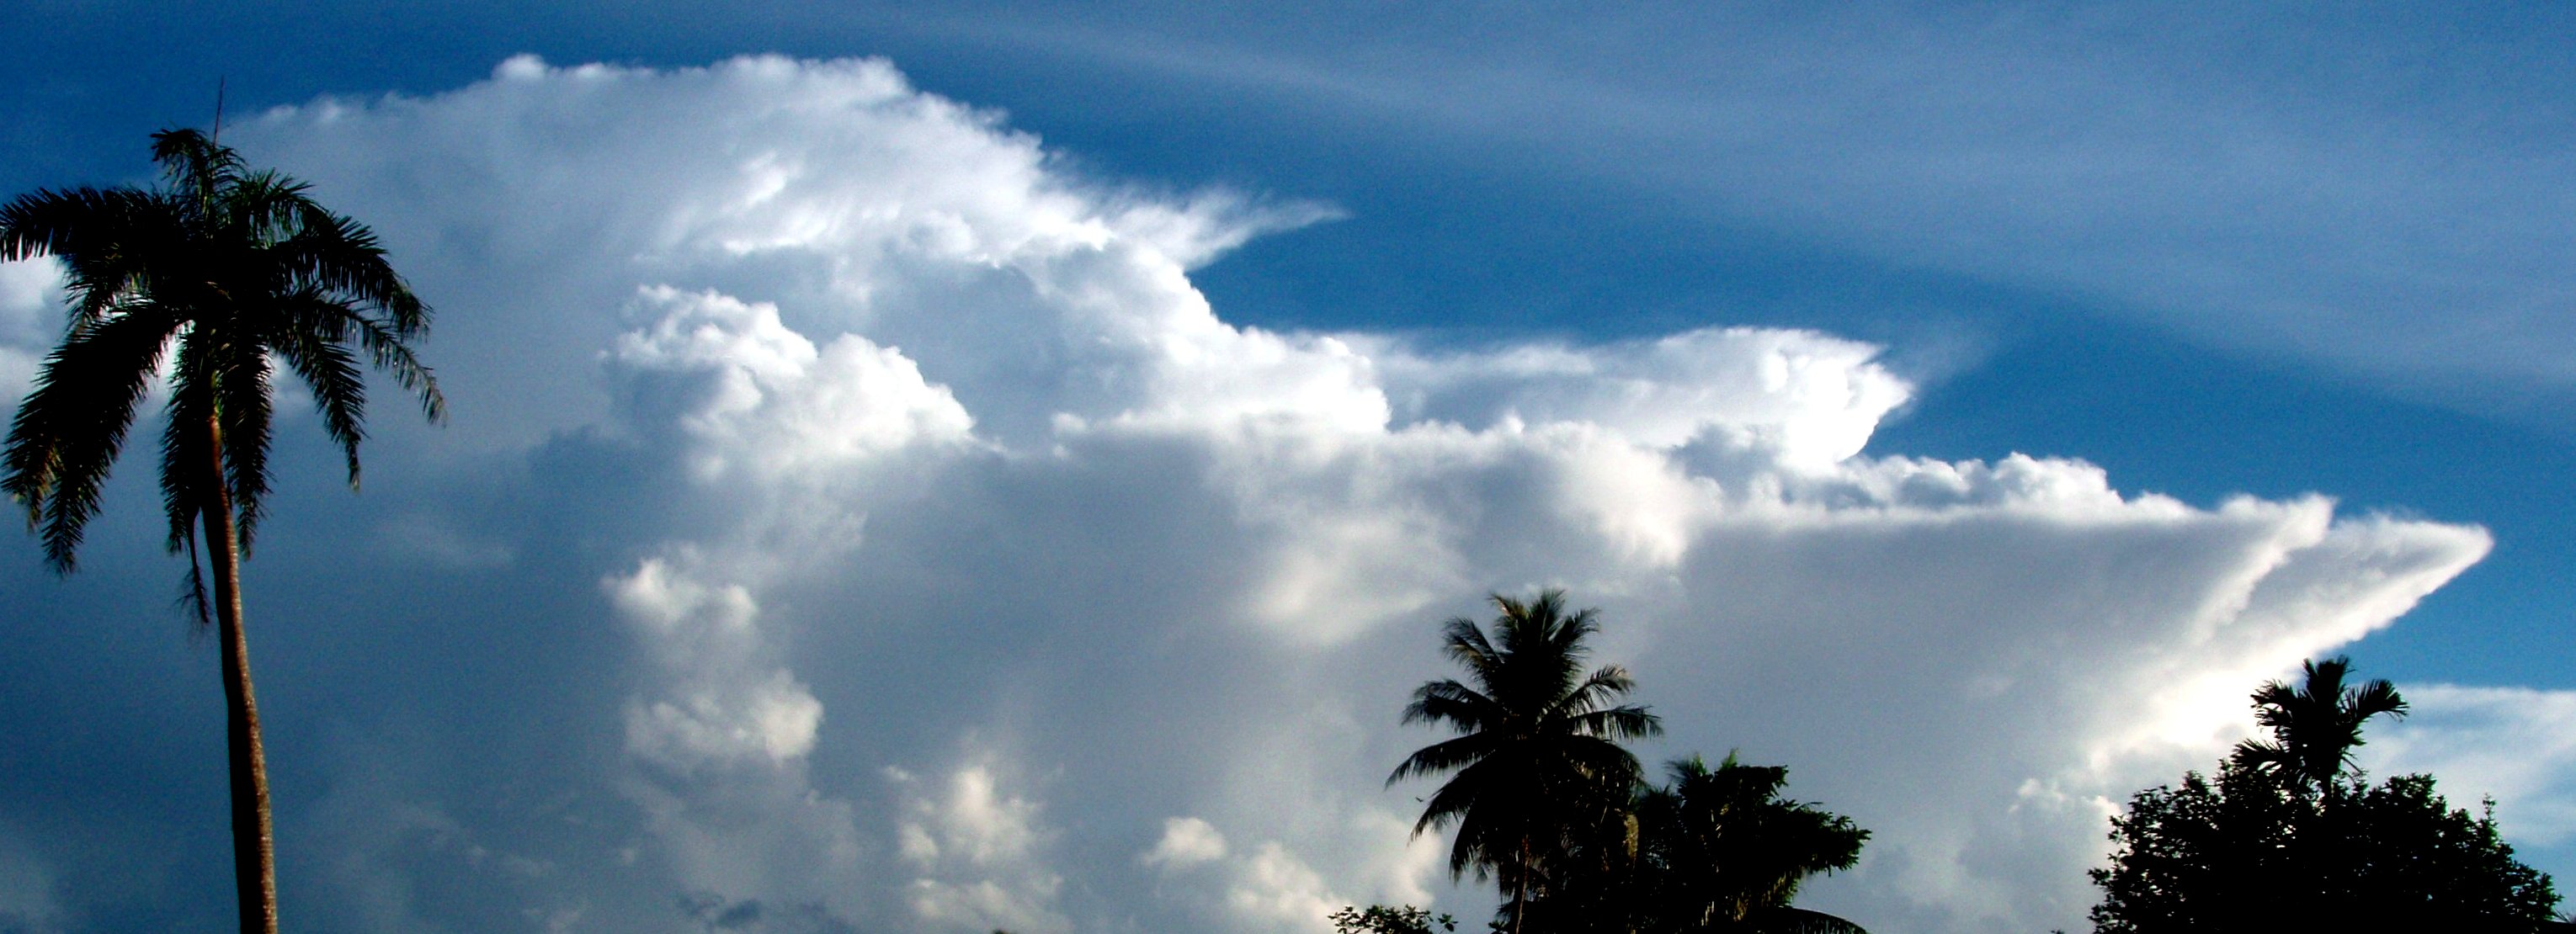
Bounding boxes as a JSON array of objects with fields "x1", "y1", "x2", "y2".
[
  {"x1": 1522, "y1": 753, "x2": 1871, "y2": 934},
  {"x1": 1387, "y1": 589, "x2": 1663, "y2": 934},
  {"x1": 2230, "y1": 655, "x2": 2406, "y2": 796},
  {"x1": 1, "y1": 128, "x2": 441, "y2": 934},
  {"x1": 1638, "y1": 754, "x2": 1868, "y2": 934}
]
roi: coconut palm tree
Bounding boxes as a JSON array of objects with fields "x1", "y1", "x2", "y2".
[
  {"x1": 1522, "y1": 752, "x2": 1870, "y2": 934},
  {"x1": 2, "y1": 128, "x2": 441, "y2": 934},
  {"x1": 1387, "y1": 589, "x2": 1663, "y2": 934},
  {"x1": 2230, "y1": 655, "x2": 2406, "y2": 796},
  {"x1": 1638, "y1": 754, "x2": 1868, "y2": 934}
]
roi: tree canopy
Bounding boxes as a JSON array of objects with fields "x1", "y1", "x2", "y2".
[
  {"x1": 1388, "y1": 590, "x2": 1663, "y2": 934},
  {"x1": 2089, "y1": 657, "x2": 2557, "y2": 932},
  {"x1": 1386, "y1": 591, "x2": 1867, "y2": 934}
]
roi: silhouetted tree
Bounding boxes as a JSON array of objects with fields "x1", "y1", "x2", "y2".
[
  {"x1": 2229, "y1": 655, "x2": 2405, "y2": 797},
  {"x1": 2090, "y1": 658, "x2": 2555, "y2": 932},
  {"x1": 1330, "y1": 904, "x2": 1459, "y2": 934},
  {"x1": 1638, "y1": 754, "x2": 1867, "y2": 933},
  {"x1": 2, "y1": 128, "x2": 441, "y2": 934},
  {"x1": 1530, "y1": 754, "x2": 1869, "y2": 934},
  {"x1": 1388, "y1": 590, "x2": 1663, "y2": 934}
]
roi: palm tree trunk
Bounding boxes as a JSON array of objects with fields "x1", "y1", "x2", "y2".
[
  {"x1": 201, "y1": 412, "x2": 278, "y2": 934},
  {"x1": 1510, "y1": 837, "x2": 1528, "y2": 934}
]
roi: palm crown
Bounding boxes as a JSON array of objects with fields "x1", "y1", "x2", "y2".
[
  {"x1": 1388, "y1": 589, "x2": 1663, "y2": 932},
  {"x1": 2231, "y1": 655, "x2": 2407, "y2": 793},
  {"x1": 2, "y1": 128, "x2": 441, "y2": 577},
  {"x1": 1640, "y1": 754, "x2": 1869, "y2": 932}
]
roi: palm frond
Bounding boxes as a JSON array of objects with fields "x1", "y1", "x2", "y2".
[
  {"x1": 278, "y1": 205, "x2": 430, "y2": 332},
  {"x1": 1441, "y1": 616, "x2": 1500, "y2": 682},
  {"x1": 1552, "y1": 664, "x2": 1642, "y2": 719},
  {"x1": 3, "y1": 304, "x2": 185, "y2": 570},
  {"x1": 2245, "y1": 655, "x2": 2408, "y2": 790},
  {"x1": 1566, "y1": 703, "x2": 1663, "y2": 743},
  {"x1": 1545, "y1": 603, "x2": 1600, "y2": 657},
  {"x1": 1389, "y1": 733, "x2": 1502, "y2": 788},
  {"x1": 223, "y1": 171, "x2": 313, "y2": 243},
  {"x1": 0, "y1": 186, "x2": 152, "y2": 263},
  {"x1": 344, "y1": 314, "x2": 444, "y2": 422},
  {"x1": 1, "y1": 187, "x2": 185, "y2": 332},
  {"x1": 2345, "y1": 678, "x2": 2407, "y2": 722},
  {"x1": 265, "y1": 294, "x2": 370, "y2": 486},
  {"x1": 158, "y1": 334, "x2": 217, "y2": 555},
  {"x1": 213, "y1": 339, "x2": 276, "y2": 549},
  {"x1": 1402, "y1": 679, "x2": 1502, "y2": 731},
  {"x1": 177, "y1": 526, "x2": 213, "y2": 631},
  {"x1": 1415, "y1": 760, "x2": 1502, "y2": 841},
  {"x1": 152, "y1": 129, "x2": 247, "y2": 210}
]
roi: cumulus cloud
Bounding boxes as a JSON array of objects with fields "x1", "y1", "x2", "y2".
[
  {"x1": 606, "y1": 286, "x2": 975, "y2": 483},
  {"x1": 889, "y1": 762, "x2": 1068, "y2": 934},
  {"x1": 0, "y1": 53, "x2": 2547, "y2": 934},
  {"x1": 1143, "y1": 816, "x2": 1228, "y2": 869},
  {"x1": 1225, "y1": 842, "x2": 1344, "y2": 933},
  {"x1": 609, "y1": 560, "x2": 823, "y2": 771},
  {"x1": 1364, "y1": 326, "x2": 1909, "y2": 469},
  {"x1": 606, "y1": 555, "x2": 868, "y2": 931}
]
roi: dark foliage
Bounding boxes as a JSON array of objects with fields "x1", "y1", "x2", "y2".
[
  {"x1": 1527, "y1": 755, "x2": 1869, "y2": 934},
  {"x1": 1386, "y1": 591, "x2": 1870, "y2": 934},
  {"x1": 2091, "y1": 762, "x2": 2556, "y2": 931},
  {"x1": 2090, "y1": 657, "x2": 2556, "y2": 932},
  {"x1": 2229, "y1": 655, "x2": 2405, "y2": 795},
  {"x1": 1331, "y1": 904, "x2": 1459, "y2": 934},
  {"x1": 1388, "y1": 590, "x2": 1663, "y2": 933}
]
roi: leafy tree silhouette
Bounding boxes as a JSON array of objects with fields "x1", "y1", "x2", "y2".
[{"x1": 2090, "y1": 657, "x2": 2555, "y2": 932}]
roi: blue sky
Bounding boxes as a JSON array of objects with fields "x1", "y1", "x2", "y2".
[{"x1": 4, "y1": 3, "x2": 2574, "y2": 932}]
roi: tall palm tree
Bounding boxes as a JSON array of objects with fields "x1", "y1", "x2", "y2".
[
  {"x1": 2230, "y1": 655, "x2": 2407, "y2": 796},
  {"x1": 1387, "y1": 589, "x2": 1663, "y2": 934},
  {"x1": 2, "y1": 128, "x2": 441, "y2": 934}
]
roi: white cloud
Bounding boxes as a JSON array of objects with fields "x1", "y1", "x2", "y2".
[
  {"x1": 2368, "y1": 685, "x2": 2576, "y2": 846},
  {"x1": 1365, "y1": 326, "x2": 1909, "y2": 469},
  {"x1": 14, "y1": 52, "x2": 2507, "y2": 934},
  {"x1": 606, "y1": 557, "x2": 869, "y2": 931},
  {"x1": 606, "y1": 285, "x2": 975, "y2": 483},
  {"x1": 1144, "y1": 816, "x2": 1229, "y2": 869},
  {"x1": 0, "y1": 258, "x2": 55, "y2": 342},
  {"x1": 1141, "y1": 812, "x2": 1440, "y2": 933},
  {"x1": 609, "y1": 558, "x2": 822, "y2": 772},
  {"x1": 890, "y1": 762, "x2": 1069, "y2": 934},
  {"x1": 1225, "y1": 842, "x2": 1344, "y2": 934},
  {"x1": 0, "y1": 257, "x2": 61, "y2": 406}
]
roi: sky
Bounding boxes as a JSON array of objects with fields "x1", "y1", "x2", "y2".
[{"x1": 3, "y1": 3, "x2": 2575, "y2": 932}]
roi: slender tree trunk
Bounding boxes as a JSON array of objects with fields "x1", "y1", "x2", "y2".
[
  {"x1": 1510, "y1": 837, "x2": 1528, "y2": 934},
  {"x1": 201, "y1": 412, "x2": 278, "y2": 934}
]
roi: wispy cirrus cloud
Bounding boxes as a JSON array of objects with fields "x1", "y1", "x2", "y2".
[{"x1": 917, "y1": 4, "x2": 2576, "y2": 411}]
